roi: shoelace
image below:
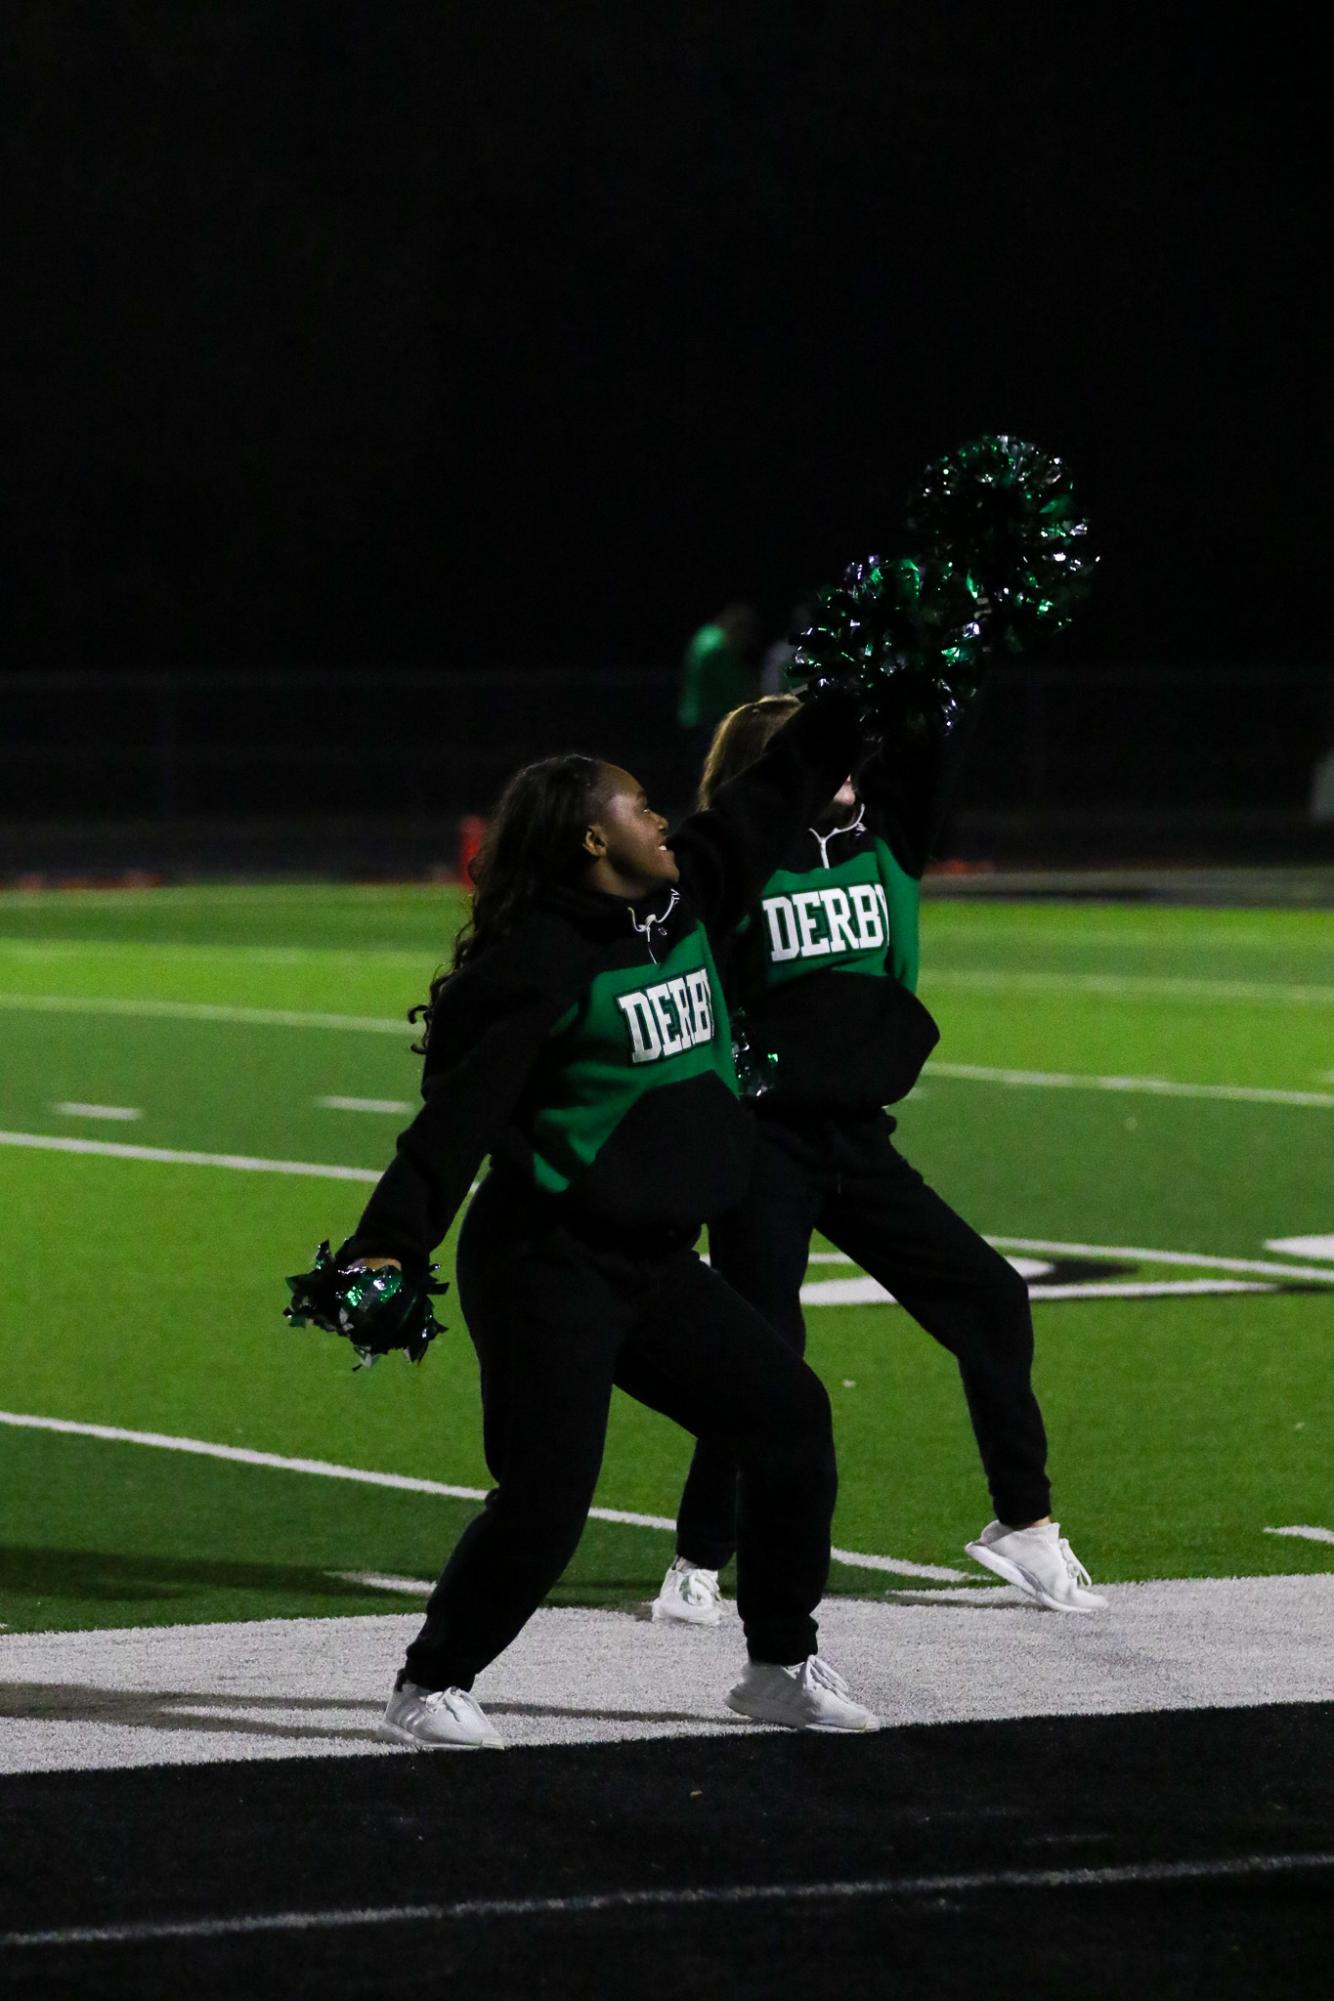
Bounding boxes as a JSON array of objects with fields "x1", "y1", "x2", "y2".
[
  {"x1": 1057, "y1": 1539, "x2": 1093, "y2": 1588},
  {"x1": 423, "y1": 1686, "x2": 482, "y2": 1724},
  {"x1": 800, "y1": 1656, "x2": 850, "y2": 1697}
]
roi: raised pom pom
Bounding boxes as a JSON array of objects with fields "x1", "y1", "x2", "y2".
[
  {"x1": 906, "y1": 434, "x2": 1095, "y2": 650},
  {"x1": 788, "y1": 552, "x2": 988, "y2": 737}
]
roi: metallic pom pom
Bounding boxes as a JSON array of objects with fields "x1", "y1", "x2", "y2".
[
  {"x1": 906, "y1": 435, "x2": 1096, "y2": 649},
  {"x1": 284, "y1": 1241, "x2": 447, "y2": 1369},
  {"x1": 788, "y1": 552, "x2": 988, "y2": 737}
]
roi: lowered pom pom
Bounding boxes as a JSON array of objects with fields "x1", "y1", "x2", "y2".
[
  {"x1": 284, "y1": 1241, "x2": 447, "y2": 1369},
  {"x1": 906, "y1": 434, "x2": 1095, "y2": 649}
]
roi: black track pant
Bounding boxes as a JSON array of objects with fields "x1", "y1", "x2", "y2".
[
  {"x1": 675, "y1": 1112, "x2": 1051, "y2": 1572},
  {"x1": 402, "y1": 1169, "x2": 837, "y2": 1692}
]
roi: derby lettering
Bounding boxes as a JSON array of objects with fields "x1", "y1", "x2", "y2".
[
  {"x1": 760, "y1": 882, "x2": 890, "y2": 964},
  {"x1": 617, "y1": 968, "x2": 716, "y2": 1065}
]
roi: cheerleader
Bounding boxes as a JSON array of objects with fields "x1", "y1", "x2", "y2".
[
  {"x1": 653, "y1": 696, "x2": 1106, "y2": 1627},
  {"x1": 331, "y1": 687, "x2": 882, "y2": 1748}
]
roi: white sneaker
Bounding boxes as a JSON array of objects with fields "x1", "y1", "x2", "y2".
[
  {"x1": 651, "y1": 1557, "x2": 724, "y2": 1627},
  {"x1": 380, "y1": 1679, "x2": 505, "y2": 1750},
  {"x1": 965, "y1": 1520, "x2": 1108, "y2": 1612},
  {"x1": 726, "y1": 1655, "x2": 879, "y2": 1733}
]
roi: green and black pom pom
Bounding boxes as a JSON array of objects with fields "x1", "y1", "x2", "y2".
[
  {"x1": 788, "y1": 435, "x2": 1095, "y2": 731},
  {"x1": 906, "y1": 434, "x2": 1095, "y2": 650},
  {"x1": 788, "y1": 551, "x2": 988, "y2": 737},
  {"x1": 284, "y1": 1241, "x2": 447, "y2": 1370}
]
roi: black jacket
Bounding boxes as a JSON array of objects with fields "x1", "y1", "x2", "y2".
[{"x1": 342, "y1": 689, "x2": 862, "y2": 1267}]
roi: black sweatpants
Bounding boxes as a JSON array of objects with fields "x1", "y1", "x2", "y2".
[
  {"x1": 402, "y1": 1169, "x2": 838, "y2": 1693},
  {"x1": 675, "y1": 1111, "x2": 1051, "y2": 1572}
]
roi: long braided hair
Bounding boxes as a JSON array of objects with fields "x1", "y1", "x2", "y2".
[{"x1": 409, "y1": 753, "x2": 608, "y2": 1051}]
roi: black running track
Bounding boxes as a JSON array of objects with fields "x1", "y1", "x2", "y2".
[{"x1": 3, "y1": 1705, "x2": 1331, "y2": 2000}]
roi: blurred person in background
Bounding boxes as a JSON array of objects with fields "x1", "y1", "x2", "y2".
[
  {"x1": 758, "y1": 596, "x2": 814, "y2": 696},
  {"x1": 676, "y1": 602, "x2": 760, "y2": 761}
]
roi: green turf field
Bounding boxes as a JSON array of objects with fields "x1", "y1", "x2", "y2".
[{"x1": 2, "y1": 883, "x2": 1331, "y2": 1637}]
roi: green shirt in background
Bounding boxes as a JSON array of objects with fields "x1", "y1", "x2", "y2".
[{"x1": 677, "y1": 622, "x2": 750, "y2": 730}]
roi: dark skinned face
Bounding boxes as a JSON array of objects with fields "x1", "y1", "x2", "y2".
[{"x1": 582, "y1": 765, "x2": 679, "y2": 897}]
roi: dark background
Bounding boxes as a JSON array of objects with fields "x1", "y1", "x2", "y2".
[{"x1": 6, "y1": 2, "x2": 1327, "y2": 678}]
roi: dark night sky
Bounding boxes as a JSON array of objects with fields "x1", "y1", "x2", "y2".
[{"x1": 6, "y1": 2, "x2": 1326, "y2": 674}]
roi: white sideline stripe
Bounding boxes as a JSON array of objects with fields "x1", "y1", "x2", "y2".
[
  {"x1": 1264, "y1": 1525, "x2": 1334, "y2": 1546},
  {"x1": 803, "y1": 1276, "x2": 1277, "y2": 1307},
  {"x1": 928, "y1": 970, "x2": 1334, "y2": 1006},
  {"x1": 0, "y1": 993, "x2": 406, "y2": 1033},
  {"x1": 0, "y1": 1411, "x2": 969, "y2": 1583},
  {"x1": 6, "y1": 1123, "x2": 1330, "y2": 1289},
  {"x1": 51, "y1": 1102, "x2": 143, "y2": 1122},
  {"x1": 0, "y1": 1130, "x2": 381, "y2": 1182},
  {"x1": 5, "y1": 1854, "x2": 1332, "y2": 1948},
  {"x1": 316, "y1": 1096, "x2": 415, "y2": 1115},
  {"x1": 1265, "y1": 1235, "x2": 1334, "y2": 1261},
  {"x1": 987, "y1": 1236, "x2": 1334, "y2": 1286},
  {"x1": 930, "y1": 1062, "x2": 1334, "y2": 1110},
  {"x1": 331, "y1": 1570, "x2": 434, "y2": 1595}
]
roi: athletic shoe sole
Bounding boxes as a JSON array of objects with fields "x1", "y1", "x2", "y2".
[
  {"x1": 965, "y1": 1540, "x2": 1106, "y2": 1613},
  {"x1": 724, "y1": 1695, "x2": 879, "y2": 1734},
  {"x1": 650, "y1": 1598, "x2": 722, "y2": 1627},
  {"x1": 378, "y1": 1719, "x2": 505, "y2": 1751}
]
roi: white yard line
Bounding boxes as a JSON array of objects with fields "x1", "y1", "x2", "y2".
[
  {"x1": 316, "y1": 1096, "x2": 415, "y2": 1115},
  {"x1": 1264, "y1": 1526, "x2": 1334, "y2": 1546},
  {"x1": 0, "y1": 993, "x2": 405, "y2": 1032},
  {"x1": 0, "y1": 1410, "x2": 969, "y2": 1583},
  {"x1": 929, "y1": 1062, "x2": 1334, "y2": 1110},
  {"x1": 6, "y1": 1854, "x2": 1333, "y2": 1949},
  {"x1": 6, "y1": 1128, "x2": 1332, "y2": 1294},
  {"x1": 1265, "y1": 1235, "x2": 1334, "y2": 1261},
  {"x1": 0, "y1": 1130, "x2": 381, "y2": 1181},
  {"x1": 50, "y1": 1102, "x2": 143, "y2": 1122},
  {"x1": 987, "y1": 1236, "x2": 1334, "y2": 1286},
  {"x1": 928, "y1": 970, "x2": 1334, "y2": 1006},
  {"x1": 802, "y1": 1276, "x2": 1278, "y2": 1307}
]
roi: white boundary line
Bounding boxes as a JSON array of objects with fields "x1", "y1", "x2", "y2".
[
  {"x1": 4, "y1": 1854, "x2": 1332, "y2": 1948},
  {"x1": 928, "y1": 970, "x2": 1334, "y2": 1005},
  {"x1": 929, "y1": 1062, "x2": 1334, "y2": 1110},
  {"x1": 0, "y1": 1130, "x2": 381, "y2": 1181},
  {"x1": 0, "y1": 993, "x2": 406, "y2": 1033},
  {"x1": 988, "y1": 1236, "x2": 1334, "y2": 1286},
  {"x1": 0, "y1": 1410, "x2": 969, "y2": 1583},
  {"x1": 1265, "y1": 1526, "x2": 1334, "y2": 1546},
  {"x1": 4, "y1": 1127, "x2": 1333, "y2": 1288}
]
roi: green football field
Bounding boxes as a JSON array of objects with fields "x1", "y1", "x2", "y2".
[{"x1": 2, "y1": 883, "x2": 1331, "y2": 1638}]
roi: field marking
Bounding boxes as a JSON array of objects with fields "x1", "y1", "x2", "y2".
[
  {"x1": 988, "y1": 1236, "x2": 1334, "y2": 1286},
  {"x1": 929, "y1": 1062, "x2": 1334, "y2": 1110},
  {"x1": 0, "y1": 1410, "x2": 969, "y2": 1583},
  {"x1": 928, "y1": 970, "x2": 1334, "y2": 1006},
  {"x1": 5, "y1": 1853, "x2": 1332, "y2": 1949},
  {"x1": 50, "y1": 1102, "x2": 143, "y2": 1122},
  {"x1": 316, "y1": 1096, "x2": 415, "y2": 1115},
  {"x1": 1265, "y1": 1526, "x2": 1334, "y2": 1546},
  {"x1": 5, "y1": 1124, "x2": 1333, "y2": 1289},
  {"x1": 330, "y1": 1570, "x2": 435, "y2": 1595},
  {"x1": 1265, "y1": 1235, "x2": 1334, "y2": 1261},
  {"x1": 803, "y1": 1275, "x2": 1278, "y2": 1307},
  {"x1": 0, "y1": 993, "x2": 406, "y2": 1033},
  {"x1": 0, "y1": 1130, "x2": 381, "y2": 1182},
  {"x1": 6, "y1": 1125, "x2": 1333, "y2": 1304}
]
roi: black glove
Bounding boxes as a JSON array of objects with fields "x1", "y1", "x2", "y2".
[{"x1": 283, "y1": 1241, "x2": 447, "y2": 1368}]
